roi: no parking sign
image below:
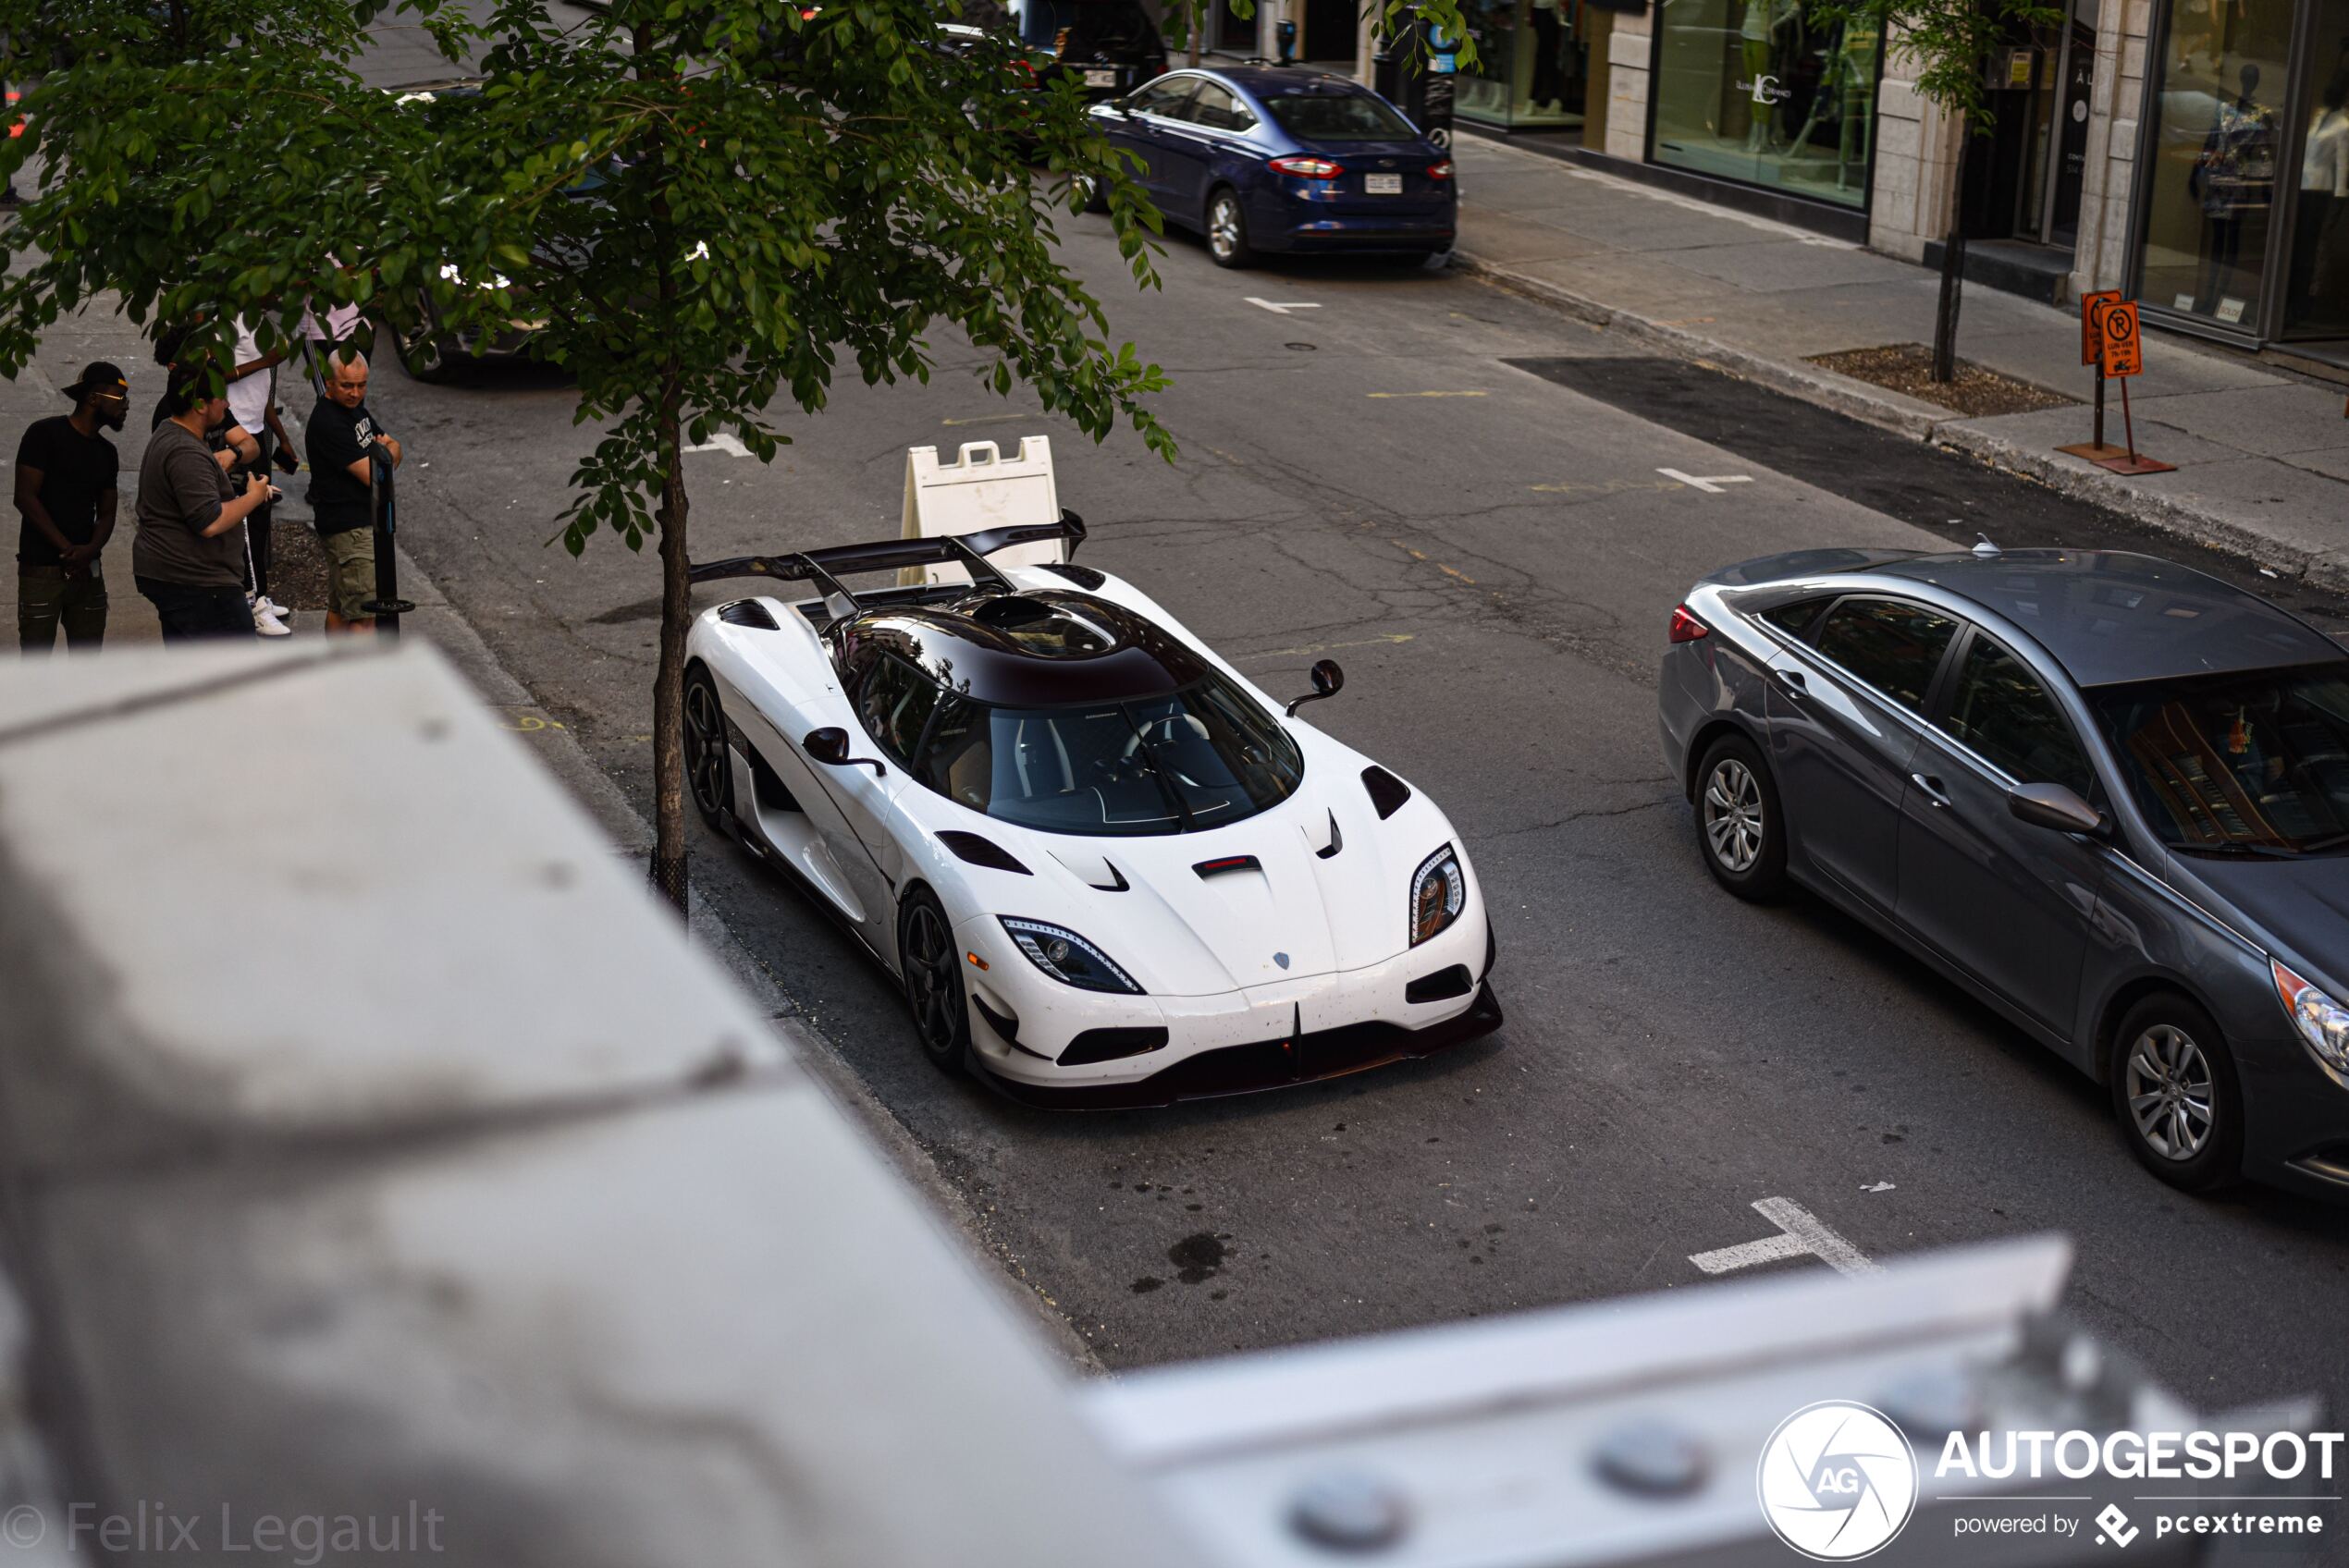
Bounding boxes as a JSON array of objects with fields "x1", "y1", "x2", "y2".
[{"x1": 2099, "y1": 300, "x2": 2143, "y2": 379}]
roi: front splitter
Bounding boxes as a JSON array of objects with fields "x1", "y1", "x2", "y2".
[{"x1": 967, "y1": 982, "x2": 1505, "y2": 1111}]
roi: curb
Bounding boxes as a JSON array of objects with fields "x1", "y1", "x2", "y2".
[{"x1": 1455, "y1": 247, "x2": 2349, "y2": 594}]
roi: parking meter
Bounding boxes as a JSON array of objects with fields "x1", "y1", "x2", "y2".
[{"x1": 1372, "y1": 13, "x2": 1457, "y2": 148}]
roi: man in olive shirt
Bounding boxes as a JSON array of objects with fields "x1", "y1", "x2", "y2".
[
  {"x1": 133, "y1": 364, "x2": 273, "y2": 642},
  {"x1": 15, "y1": 361, "x2": 127, "y2": 652}
]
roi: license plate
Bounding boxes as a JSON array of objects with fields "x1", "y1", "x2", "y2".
[
  {"x1": 1083, "y1": 67, "x2": 1117, "y2": 86},
  {"x1": 1365, "y1": 173, "x2": 1403, "y2": 194}
]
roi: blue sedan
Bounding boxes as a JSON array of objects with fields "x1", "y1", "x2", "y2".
[{"x1": 1083, "y1": 67, "x2": 1455, "y2": 267}]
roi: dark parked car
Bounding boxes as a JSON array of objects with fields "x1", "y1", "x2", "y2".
[
  {"x1": 1657, "y1": 545, "x2": 2349, "y2": 1199},
  {"x1": 1006, "y1": 0, "x2": 1168, "y2": 104},
  {"x1": 1083, "y1": 67, "x2": 1455, "y2": 267}
]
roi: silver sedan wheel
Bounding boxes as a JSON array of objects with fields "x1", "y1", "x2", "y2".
[
  {"x1": 1703, "y1": 758, "x2": 1765, "y2": 873},
  {"x1": 2124, "y1": 1024, "x2": 2215, "y2": 1160},
  {"x1": 1209, "y1": 196, "x2": 1242, "y2": 260}
]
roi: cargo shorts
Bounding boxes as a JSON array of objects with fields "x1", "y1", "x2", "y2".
[{"x1": 321, "y1": 527, "x2": 376, "y2": 621}]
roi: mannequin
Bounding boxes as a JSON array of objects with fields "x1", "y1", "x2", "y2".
[
  {"x1": 1740, "y1": 0, "x2": 1801, "y2": 151},
  {"x1": 2289, "y1": 74, "x2": 2349, "y2": 327},
  {"x1": 1530, "y1": 0, "x2": 1564, "y2": 112}
]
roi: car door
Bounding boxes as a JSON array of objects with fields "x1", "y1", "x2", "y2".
[
  {"x1": 724, "y1": 667, "x2": 896, "y2": 933},
  {"x1": 1119, "y1": 76, "x2": 1200, "y2": 208},
  {"x1": 1896, "y1": 627, "x2": 2105, "y2": 1040},
  {"x1": 832, "y1": 651, "x2": 953, "y2": 933},
  {"x1": 1157, "y1": 79, "x2": 1251, "y2": 217},
  {"x1": 1765, "y1": 594, "x2": 1962, "y2": 914}
]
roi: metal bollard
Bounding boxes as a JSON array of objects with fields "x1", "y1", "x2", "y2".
[{"x1": 361, "y1": 440, "x2": 414, "y2": 638}]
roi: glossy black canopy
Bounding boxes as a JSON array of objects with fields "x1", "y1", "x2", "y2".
[
  {"x1": 1867, "y1": 549, "x2": 2343, "y2": 687},
  {"x1": 838, "y1": 589, "x2": 1211, "y2": 708}
]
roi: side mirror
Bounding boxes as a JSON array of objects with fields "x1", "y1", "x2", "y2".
[
  {"x1": 802, "y1": 726, "x2": 887, "y2": 778},
  {"x1": 1285, "y1": 658, "x2": 1346, "y2": 717},
  {"x1": 2009, "y1": 781, "x2": 2104, "y2": 837}
]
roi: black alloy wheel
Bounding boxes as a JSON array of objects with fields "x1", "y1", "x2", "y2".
[
  {"x1": 899, "y1": 888, "x2": 971, "y2": 1075},
  {"x1": 682, "y1": 668, "x2": 734, "y2": 829},
  {"x1": 1694, "y1": 732, "x2": 1788, "y2": 900},
  {"x1": 2109, "y1": 993, "x2": 2244, "y2": 1194}
]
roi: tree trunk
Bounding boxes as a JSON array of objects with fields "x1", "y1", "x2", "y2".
[
  {"x1": 648, "y1": 367, "x2": 691, "y2": 915},
  {"x1": 1931, "y1": 227, "x2": 1966, "y2": 385}
]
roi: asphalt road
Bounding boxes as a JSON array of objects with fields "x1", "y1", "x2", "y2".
[{"x1": 336, "y1": 124, "x2": 2348, "y2": 1411}]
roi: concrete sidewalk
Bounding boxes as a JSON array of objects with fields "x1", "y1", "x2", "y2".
[{"x1": 1451, "y1": 135, "x2": 2349, "y2": 587}]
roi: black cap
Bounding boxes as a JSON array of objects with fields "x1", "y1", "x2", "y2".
[{"x1": 62, "y1": 361, "x2": 128, "y2": 402}]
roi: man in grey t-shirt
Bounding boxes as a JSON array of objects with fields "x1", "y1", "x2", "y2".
[{"x1": 133, "y1": 363, "x2": 273, "y2": 643}]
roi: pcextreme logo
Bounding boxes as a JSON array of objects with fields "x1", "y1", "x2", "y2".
[{"x1": 1756, "y1": 1402, "x2": 1920, "y2": 1561}]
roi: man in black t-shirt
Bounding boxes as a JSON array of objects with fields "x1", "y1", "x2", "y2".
[
  {"x1": 15, "y1": 361, "x2": 128, "y2": 653},
  {"x1": 304, "y1": 348, "x2": 401, "y2": 632}
]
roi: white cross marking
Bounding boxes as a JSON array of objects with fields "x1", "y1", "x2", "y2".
[
  {"x1": 1657, "y1": 467, "x2": 1755, "y2": 494},
  {"x1": 1690, "y1": 1196, "x2": 1880, "y2": 1279}
]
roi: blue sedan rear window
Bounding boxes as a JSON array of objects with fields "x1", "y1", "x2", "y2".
[{"x1": 1263, "y1": 92, "x2": 1417, "y2": 141}]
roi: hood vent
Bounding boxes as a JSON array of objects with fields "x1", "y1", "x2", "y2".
[
  {"x1": 938, "y1": 831, "x2": 1032, "y2": 876},
  {"x1": 1194, "y1": 854, "x2": 1262, "y2": 880},
  {"x1": 716, "y1": 599, "x2": 779, "y2": 630},
  {"x1": 1361, "y1": 766, "x2": 1411, "y2": 820}
]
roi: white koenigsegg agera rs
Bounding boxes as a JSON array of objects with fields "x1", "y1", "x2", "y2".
[{"x1": 682, "y1": 514, "x2": 1501, "y2": 1107}]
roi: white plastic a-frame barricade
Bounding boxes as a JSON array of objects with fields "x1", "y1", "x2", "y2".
[{"x1": 899, "y1": 437, "x2": 1065, "y2": 586}]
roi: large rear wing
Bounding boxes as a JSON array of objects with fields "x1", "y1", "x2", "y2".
[{"x1": 688, "y1": 511, "x2": 1087, "y2": 596}]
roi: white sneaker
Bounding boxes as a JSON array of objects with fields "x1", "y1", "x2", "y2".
[
  {"x1": 254, "y1": 594, "x2": 290, "y2": 622},
  {"x1": 252, "y1": 601, "x2": 292, "y2": 637}
]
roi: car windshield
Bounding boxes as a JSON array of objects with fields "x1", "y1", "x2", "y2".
[
  {"x1": 2089, "y1": 664, "x2": 2349, "y2": 856},
  {"x1": 1261, "y1": 91, "x2": 1417, "y2": 141},
  {"x1": 916, "y1": 671, "x2": 1304, "y2": 836}
]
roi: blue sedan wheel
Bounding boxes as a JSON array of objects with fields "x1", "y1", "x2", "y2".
[{"x1": 1207, "y1": 189, "x2": 1252, "y2": 269}]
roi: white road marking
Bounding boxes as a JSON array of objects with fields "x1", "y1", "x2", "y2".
[
  {"x1": 686, "y1": 433, "x2": 752, "y2": 457},
  {"x1": 1656, "y1": 467, "x2": 1754, "y2": 494},
  {"x1": 1688, "y1": 1232, "x2": 1809, "y2": 1273},
  {"x1": 1245, "y1": 298, "x2": 1322, "y2": 314},
  {"x1": 1863, "y1": 1181, "x2": 1896, "y2": 1193},
  {"x1": 1690, "y1": 1196, "x2": 1880, "y2": 1279}
]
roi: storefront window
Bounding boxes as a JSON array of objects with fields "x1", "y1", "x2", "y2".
[
  {"x1": 1648, "y1": 0, "x2": 1881, "y2": 207},
  {"x1": 2281, "y1": 0, "x2": 2349, "y2": 337},
  {"x1": 2136, "y1": 0, "x2": 2297, "y2": 328},
  {"x1": 1458, "y1": 0, "x2": 1595, "y2": 129}
]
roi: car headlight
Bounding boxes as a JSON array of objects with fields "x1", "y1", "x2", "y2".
[
  {"x1": 999, "y1": 916, "x2": 1143, "y2": 995},
  {"x1": 1409, "y1": 843, "x2": 1465, "y2": 947},
  {"x1": 2272, "y1": 960, "x2": 2349, "y2": 1076}
]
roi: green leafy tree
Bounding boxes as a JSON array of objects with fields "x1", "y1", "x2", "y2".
[
  {"x1": 0, "y1": 0, "x2": 1468, "y2": 910},
  {"x1": 1816, "y1": 0, "x2": 2061, "y2": 380}
]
